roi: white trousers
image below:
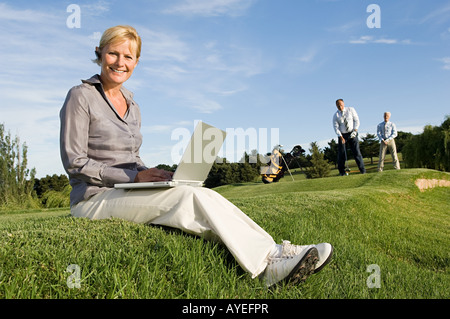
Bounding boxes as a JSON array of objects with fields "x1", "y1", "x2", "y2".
[
  {"x1": 378, "y1": 139, "x2": 400, "y2": 171},
  {"x1": 71, "y1": 185, "x2": 275, "y2": 278}
]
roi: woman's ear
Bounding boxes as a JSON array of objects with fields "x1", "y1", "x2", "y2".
[{"x1": 95, "y1": 47, "x2": 101, "y2": 59}]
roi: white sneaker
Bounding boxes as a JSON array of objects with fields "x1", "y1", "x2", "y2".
[
  {"x1": 261, "y1": 245, "x2": 318, "y2": 287},
  {"x1": 279, "y1": 240, "x2": 333, "y2": 274},
  {"x1": 313, "y1": 243, "x2": 334, "y2": 274}
]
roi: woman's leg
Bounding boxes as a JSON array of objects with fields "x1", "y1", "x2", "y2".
[{"x1": 71, "y1": 185, "x2": 275, "y2": 278}]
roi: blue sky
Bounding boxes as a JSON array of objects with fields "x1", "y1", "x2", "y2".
[{"x1": 1, "y1": 0, "x2": 449, "y2": 178}]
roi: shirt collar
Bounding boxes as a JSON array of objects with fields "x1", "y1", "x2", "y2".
[{"x1": 81, "y1": 74, "x2": 134, "y2": 100}]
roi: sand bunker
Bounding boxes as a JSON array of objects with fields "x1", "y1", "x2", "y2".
[{"x1": 415, "y1": 179, "x2": 450, "y2": 192}]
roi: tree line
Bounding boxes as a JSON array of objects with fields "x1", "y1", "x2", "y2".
[
  {"x1": 0, "y1": 123, "x2": 70, "y2": 210},
  {"x1": 1, "y1": 116, "x2": 448, "y2": 209},
  {"x1": 322, "y1": 131, "x2": 413, "y2": 168},
  {"x1": 157, "y1": 152, "x2": 263, "y2": 188},
  {"x1": 318, "y1": 116, "x2": 449, "y2": 176},
  {"x1": 0, "y1": 124, "x2": 37, "y2": 209},
  {"x1": 402, "y1": 116, "x2": 450, "y2": 171}
]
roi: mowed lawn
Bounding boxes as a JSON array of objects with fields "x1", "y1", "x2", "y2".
[{"x1": 0, "y1": 168, "x2": 448, "y2": 299}]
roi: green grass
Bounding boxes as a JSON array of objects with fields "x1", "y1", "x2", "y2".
[{"x1": 0, "y1": 168, "x2": 449, "y2": 299}]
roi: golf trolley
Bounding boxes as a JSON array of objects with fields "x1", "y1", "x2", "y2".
[{"x1": 260, "y1": 144, "x2": 305, "y2": 184}]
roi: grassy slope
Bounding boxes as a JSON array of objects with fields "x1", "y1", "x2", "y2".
[
  {"x1": 0, "y1": 168, "x2": 448, "y2": 299},
  {"x1": 216, "y1": 169, "x2": 450, "y2": 298}
]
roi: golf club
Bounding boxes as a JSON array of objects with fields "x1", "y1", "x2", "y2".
[
  {"x1": 280, "y1": 153, "x2": 295, "y2": 181},
  {"x1": 343, "y1": 143, "x2": 351, "y2": 175}
]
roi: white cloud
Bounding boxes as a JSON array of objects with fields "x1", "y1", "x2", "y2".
[
  {"x1": 212, "y1": 87, "x2": 248, "y2": 96},
  {"x1": 80, "y1": 1, "x2": 110, "y2": 17},
  {"x1": 283, "y1": 46, "x2": 328, "y2": 75},
  {"x1": 139, "y1": 28, "x2": 189, "y2": 63},
  {"x1": 141, "y1": 125, "x2": 174, "y2": 133},
  {"x1": 420, "y1": 4, "x2": 450, "y2": 25},
  {"x1": 143, "y1": 65, "x2": 188, "y2": 81},
  {"x1": 438, "y1": 57, "x2": 450, "y2": 70},
  {"x1": 204, "y1": 44, "x2": 268, "y2": 77},
  {"x1": 190, "y1": 98, "x2": 223, "y2": 113},
  {"x1": 0, "y1": 3, "x2": 53, "y2": 22},
  {"x1": 374, "y1": 38, "x2": 398, "y2": 45},
  {"x1": 163, "y1": 0, "x2": 256, "y2": 17},
  {"x1": 349, "y1": 36, "x2": 373, "y2": 44},
  {"x1": 325, "y1": 20, "x2": 360, "y2": 33},
  {"x1": 348, "y1": 36, "x2": 412, "y2": 45},
  {"x1": 442, "y1": 27, "x2": 450, "y2": 39},
  {"x1": 297, "y1": 49, "x2": 318, "y2": 63},
  {"x1": 140, "y1": 28, "x2": 267, "y2": 77},
  {"x1": 137, "y1": 27, "x2": 267, "y2": 115}
]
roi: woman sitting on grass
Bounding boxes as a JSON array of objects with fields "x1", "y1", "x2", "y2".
[{"x1": 59, "y1": 25, "x2": 333, "y2": 287}]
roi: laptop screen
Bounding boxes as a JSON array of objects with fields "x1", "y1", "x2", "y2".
[{"x1": 172, "y1": 121, "x2": 227, "y2": 182}]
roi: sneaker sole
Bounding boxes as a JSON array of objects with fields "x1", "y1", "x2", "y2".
[
  {"x1": 285, "y1": 247, "x2": 319, "y2": 285},
  {"x1": 313, "y1": 244, "x2": 333, "y2": 274}
]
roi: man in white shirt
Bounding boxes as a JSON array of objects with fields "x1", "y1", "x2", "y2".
[
  {"x1": 376, "y1": 112, "x2": 400, "y2": 171},
  {"x1": 332, "y1": 99, "x2": 366, "y2": 175}
]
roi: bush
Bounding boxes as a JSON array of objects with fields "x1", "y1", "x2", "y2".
[
  {"x1": 41, "y1": 185, "x2": 71, "y2": 208},
  {"x1": 34, "y1": 174, "x2": 69, "y2": 197},
  {"x1": 305, "y1": 142, "x2": 331, "y2": 179}
]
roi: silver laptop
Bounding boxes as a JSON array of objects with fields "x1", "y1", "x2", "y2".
[{"x1": 114, "y1": 121, "x2": 226, "y2": 189}]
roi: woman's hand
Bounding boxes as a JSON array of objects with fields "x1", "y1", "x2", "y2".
[{"x1": 134, "y1": 168, "x2": 174, "y2": 183}]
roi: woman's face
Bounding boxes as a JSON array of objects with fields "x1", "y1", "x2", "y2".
[{"x1": 99, "y1": 39, "x2": 138, "y2": 88}]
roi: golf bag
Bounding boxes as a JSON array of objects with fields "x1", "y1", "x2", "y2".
[{"x1": 261, "y1": 145, "x2": 305, "y2": 184}]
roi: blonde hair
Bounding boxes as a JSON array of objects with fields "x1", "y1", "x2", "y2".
[{"x1": 93, "y1": 25, "x2": 142, "y2": 65}]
